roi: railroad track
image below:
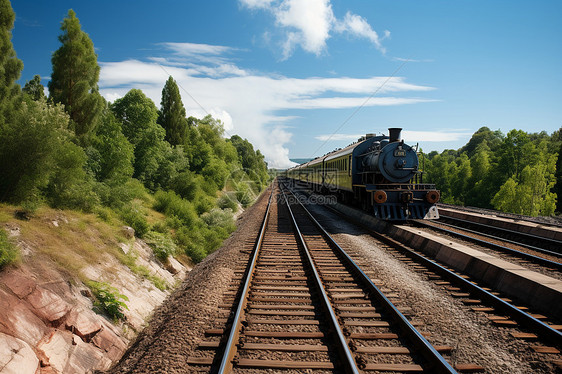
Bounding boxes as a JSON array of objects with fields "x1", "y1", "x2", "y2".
[
  {"x1": 437, "y1": 214, "x2": 562, "y2": 256},
  {"x1": 413, "y1": 219, "x2": 562, "y2": 270},
  {"x1": 282, "y1": 185, "x2": 562, "y2": 364},
  {"x1": 187, "y1": 181, "x2": 458, "y2": 373}
]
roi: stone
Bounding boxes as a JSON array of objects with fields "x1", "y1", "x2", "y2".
[
  {"x1": 37, "y1": 330, "x2": 73, "y2": 373},
  {"x1": 26, "y1": 286, "x2": 71, "y2": 323},
  {"x1": 2, "y1": 269, "x2": 36, "y2": 298},
  {"x1": 66, "y1": 334, "x2": 113, "y2": 372},
  {"x1": 0, "y1": 332, "x2": 39, "y2": 374},
  {"x1": 166, "y1": 256, "x2": 186, "y2": 276},
  {"x1": 122, "y1": 226, "x2": 135, "y2": 239},
  {"x1": 92, "y1": 326, "x2": 127, "y2": 361},
  {"x1": 0, "y1": 288, "x2": 48, "y2": 344},
  {"x1": 65, "y1": 308, "x2": 102, "y2": 341}
]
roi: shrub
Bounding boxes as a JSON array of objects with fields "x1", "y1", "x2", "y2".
[
  {"x1": 201, "y1": 208, "x2": 236, "y2": 232},
  {"x1": 119, "y1": 202, "x2": 149, "y2": 237},
  {"x1": 0, "y1": 230, "x2": 19, "y2": 269},
  {"x1": 194, "y1": 193, "x2": 215, "y2": 215},
  {"x1": 217, "y1": 193, "x2": 238, "y2": 212},
  {"x1": 153, "y1": 190, "x2": 197, "y2": 228},
  {"x1": 143, "y1": 231, "x2": 177, "y2": 261},
  {"x1": 235, "y1": 182, "x2": 254, "y2": 207},
  {"x1": 87, "y1": 281, "x2": 129, "y2": 321}
]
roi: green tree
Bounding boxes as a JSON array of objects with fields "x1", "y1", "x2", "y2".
[
  {"x1": 491, "y1": 178, "x2": 520, "y2": 213},
  {"x1": 0, "y1": 0, "x2": 23, "y2": 124},
  {"x1": 111, "y1": 89, "x2": 159, "y2": 146},
  {"x1": 158, "y1": 76, "x2": 188, "y2": 146},
  {"x1": 111, "y1": 89, "x2": 189, "y2": 190},
  {"x1": 465, "y1": 141, "x2": 494, "y2": 207},
  {"x1": 49, "y1": 9, "x2": 103, "y2": 140},
  {"x1": 0, "y1": 99, "x2": 72, "y2": 202},
  {"x1": 492, "y1": 159, "x2": 557, "y2": 217},
  {"x1": 22, "y1": 75, "x2": 46, "y2": 101},
  {"x1": 86, "y1": 110, "x2": 134, "y2": 183},
  {"x1": 229, "y1": 135, "x2": 269, "y2": 187},
  {"x1": 459, "y1": 126, "x2": 502, "y2": 158},
  {"x1": 451, "y1": 153, "x2": 472, "y2": 203}
]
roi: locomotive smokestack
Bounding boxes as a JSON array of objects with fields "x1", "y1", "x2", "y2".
[{"x1": 389, "y1": 128, "x2": 402, "y2": 143}]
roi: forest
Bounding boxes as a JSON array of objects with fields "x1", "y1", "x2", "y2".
[
  {"x1": 423, "y1": 126, "x2": 562, "y2": 217},
  {"x1": 0, "y1": 4, "x2": 269, "y2": 265}
]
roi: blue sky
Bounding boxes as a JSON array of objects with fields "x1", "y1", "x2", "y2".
[{"x1": 10, "y1": 0, "x2": 562, "y2": 168}]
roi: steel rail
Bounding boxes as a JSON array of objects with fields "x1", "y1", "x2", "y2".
[
  {"x1": 217, "y1": 187, "x2": 274, "y2": 374},
  {"x1": 414, "y1": 220, "x2": 562, "y2": 270},
  {"x1": 279, "y1": 183, "x2": 361, "y2": 374},
  {"x1": 438, "y1": 203, "x2": 562, "y2": 228},
  {"x1": 368, "y1": 229, "x2": 562, "y2": 348},
  {"x1": 439, "y1": 215, "x2": 562, "y2": 255},
  {"x1": 432, "y1": 219, "x2": 561, "y2": 258},
  {"x1": 284, "y1": 182, "x2": 562, "y2": 348},
  {"x1": 281, "y1": 182, "x2": 458, "y2": 374}
]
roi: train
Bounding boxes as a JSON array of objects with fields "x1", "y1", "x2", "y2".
[{"x1": 284, "y1": 128, "x2": 440, "y2": 220}]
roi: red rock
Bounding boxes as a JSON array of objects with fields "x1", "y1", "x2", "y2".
[
  {"x1": 26, "y1": 286, "x2": 71, "y2": 323},
  {"x1": 39, "y1": 367, "x2": 57, "y2": 374},
  {"x1": 64, "y1": 308, "x2": 102, "y2": 341},
  {"x1": 37, "y1": 330, "x2": 73, "y2": 373},
  {"x1": 0, "y1": 288, "x2": 48, "y2": 344},
  {"x1": 0, "y1": 332, "x2": 40, "y2": 374},
  {"x1": 66, "y1": 334, "x2": 113, "y2": 372},
  {"x1": 1, "y1": 269, "x2": 36, "y2": 298},
  {"x1": 92, "y1": 326, "x2": 127, "y2": 361}
]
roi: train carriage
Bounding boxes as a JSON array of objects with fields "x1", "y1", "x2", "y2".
[{"x1": 285, "y1": 128, "x2": 440, "y2": 220}]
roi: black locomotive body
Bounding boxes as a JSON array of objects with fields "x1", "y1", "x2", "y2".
[{"x1": 285, "y1": 128, "x2": 440, "y2": 220}]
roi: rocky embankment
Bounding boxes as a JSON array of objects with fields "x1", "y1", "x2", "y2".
[{"x1": 0, "y1": 215, "x2": 188, "y2": 374}]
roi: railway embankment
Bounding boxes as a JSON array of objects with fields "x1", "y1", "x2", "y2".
[
  {"x1": 389, "y1": 224, "x2": 562, "y2": 317},
  {"x1": 0, "y1": 207, "x2": 188, "y2": 373},
  {"x1": 323, "y1": 197, "x2": 562, "y2": 318}
]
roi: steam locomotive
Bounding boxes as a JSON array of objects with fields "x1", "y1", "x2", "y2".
[{"x1": 285, "y1": 128, "x2": 440, "y2": 220}]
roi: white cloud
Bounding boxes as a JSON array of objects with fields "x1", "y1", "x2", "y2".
[
  {"x1": 240, "y1": 0, "x2": 275, "y2": 9},
  {"x1": 334, "y1": 12, "x2": 389, "y2": 54},
  {"x1": 315, "y1": 133, "x2": 362, "y2": 141},
  {"x1": 275, "y1": 0, "x2": 334, "y2": 57},
  {"x1": 162, "y1": 42, "x2": 237, "y2": 56},
  {"x1": 239, "y1": 0, "x2": 387, "y2": 59},
  {"x1": 98, "y1": 43, "x2": 436, "y2": 169}
]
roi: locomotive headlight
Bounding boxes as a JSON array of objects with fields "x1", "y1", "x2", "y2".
[
  {"x1": 425, "y1": 190, "x2": 440, "y2": 204},
  {"x1": 373, "y1": 190, "x2": 387, "y2": 204}
]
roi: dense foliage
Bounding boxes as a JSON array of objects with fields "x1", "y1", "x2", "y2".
[
  {"x1": 423, "y1": 127, "x2": 561, "y2": 216},
  {"x1": 0, "y1": 4, "x2": 269, "y2": 265},
  {"x1": 49, "y1": 10, "x2": 104, "y2": 141}
]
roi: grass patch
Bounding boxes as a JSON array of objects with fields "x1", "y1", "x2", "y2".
[
  {"x1": 0, "y1": 229, "x2": 19, "y2": 268},
  {"x1": 118, "y1": 251, "x2": 168, "y2": 291}
]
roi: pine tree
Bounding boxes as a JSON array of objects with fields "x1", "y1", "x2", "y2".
[
  {"x1": 0, "y1": 0, "x2": 23, "y2": 124},
  {"x1": 158, "y1": 76, "x2": 188, "y2": 146},
  {"x1": 49, "y1": 9, "x2": 103, "y2": 140}
]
